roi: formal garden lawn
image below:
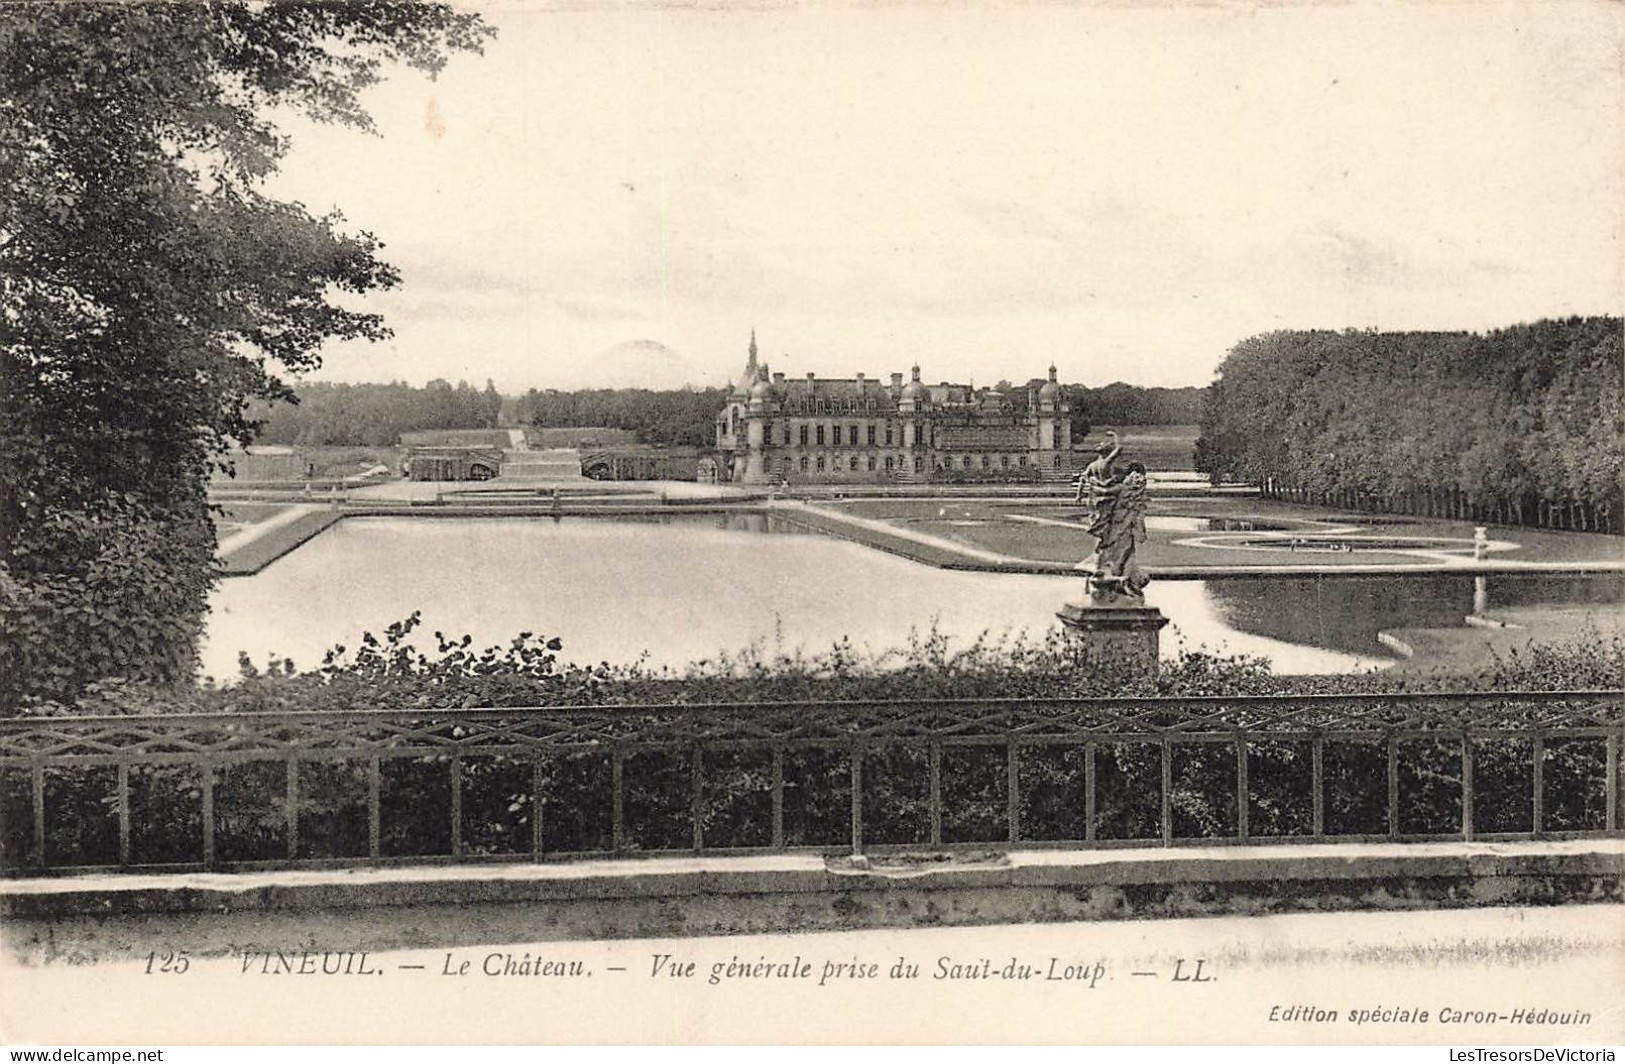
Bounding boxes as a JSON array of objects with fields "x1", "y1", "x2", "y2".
[{"x1": 827, "y1": 495, "x2": 1625, "y2": 570}]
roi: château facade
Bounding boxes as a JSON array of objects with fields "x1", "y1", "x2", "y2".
[{"x1": 714, "y1": 333, "x2": 1075, "y2": 484}]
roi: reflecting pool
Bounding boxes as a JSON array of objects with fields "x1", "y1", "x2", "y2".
[{"x1": 202, "y1": 515, "x2": 1617, "y2": 681}]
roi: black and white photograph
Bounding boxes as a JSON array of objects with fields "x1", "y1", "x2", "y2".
[{"x1": 1, "y1": 0, "x2": 1621, "y2": 1048}]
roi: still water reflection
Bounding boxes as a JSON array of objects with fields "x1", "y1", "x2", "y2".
[{"x1": 202, "y1": 515, "x2": 1616, "y2": 681}]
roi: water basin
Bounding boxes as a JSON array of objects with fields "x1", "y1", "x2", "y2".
[{"x1": 203, "y1": 515, "x2": 1405, "y2": 679}]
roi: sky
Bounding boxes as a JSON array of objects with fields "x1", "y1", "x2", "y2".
[{"x1": 267, "y1": 1, "x2": 1624, "y2": 393}]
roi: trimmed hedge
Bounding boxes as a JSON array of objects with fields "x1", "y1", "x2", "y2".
[{"x1": 3, "y1": 620, "x2": 1619, "y2": 869}]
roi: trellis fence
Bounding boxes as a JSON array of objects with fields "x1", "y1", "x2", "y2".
[{"x1": 1, "y1": 691, "x2": 1620, "y2": 875}]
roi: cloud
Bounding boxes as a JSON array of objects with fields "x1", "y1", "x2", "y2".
[
  {"x1": 397, "y1": 259, "x2": 545, "y2": 299},
  {"x1": 550, "y1": 296, "x2": 658, "y2": 323},
  {"x1": 387, "y1": 255, "x2": 658, "y2": 324}
]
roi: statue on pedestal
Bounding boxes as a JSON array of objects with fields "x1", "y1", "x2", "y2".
[
  {"x1": 1059, "y1": 437, "x2": 1166, "y2": 671},
  {"x1": 1075, "y1": 431, "x2": 1150, "y2": 604}
]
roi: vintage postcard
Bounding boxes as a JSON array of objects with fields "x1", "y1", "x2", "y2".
[{"x1": 1, "y1": 0, "x2": 1621, "y2": 1048}]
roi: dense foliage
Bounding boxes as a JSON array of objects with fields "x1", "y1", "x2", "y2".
[
  {"x1": 38, "y1": 615, "x2": 1625, "y2": 719},
  {"x1": 1195, "y1": 319, "x2": 1624, "y2": 529},
  {"x1": 513, "y1": 386, "x2": 731, "y2": 449},
  {"x1": 10, "y1": 623, "x2": 1619, "y2": 867},
  {"x1": 1069, "y1": 383, "x2": 1203, "y2": 427},
  {"x1": 0, "y1": 3, "x2": 489, "y2": 708},
  {"x1": 250, "y1": 379, "x2": 502, "y2": 447}
]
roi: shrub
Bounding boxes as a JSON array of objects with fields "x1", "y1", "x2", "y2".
[{"x1": 7, "y1": 620, "x2": 1618, "y2": 869}]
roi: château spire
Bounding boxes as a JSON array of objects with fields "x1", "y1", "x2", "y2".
[{"x1": 732, "y1": 329, "x2": 760, "y2": 399}]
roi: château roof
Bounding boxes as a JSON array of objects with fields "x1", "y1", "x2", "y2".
[{"x1": 723, "y1": 333, "x2": 1067, "y2": 416}]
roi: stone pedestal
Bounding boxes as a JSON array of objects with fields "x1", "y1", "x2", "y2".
[{"x1": 1056, "y1": 602, "x2": 1169, "y2": 673}]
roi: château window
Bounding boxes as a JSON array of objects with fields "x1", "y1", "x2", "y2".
[
  {"x1": 849, "y1": 456, "x2": 858, "y2": 471},
  {"x1": 800, "y1": 456, "x2": 809, "y2": 472},
  {"x1": 816, "y1": 425, "x2": 825, "y2": 446},
  {"x1": 981, "y1": 456, "x2": 990, "y2": 469},
  {"x1": 867, "y1": 425, "x2": 877, "y2": 446},
  {"x1": 884, "y1": 456, "x2": 894, "y2": 471},
  {"x1": 816, "y1": 455, "x2": 825, "y2": 472},
  {"x1": 799, "y1": 425, "x2": 809, "y2": 447},
  {"x1": 1001, "y1": 455, "x2": 1009, "y2": 468},
  {"x1": 884, "y1": 425, "x2": 893, "y2": 446},
  {"x1": 850, "y1": 425, "x2": 860, "y2": 446},
  {"x1": 867, "y1": 455, "x2": 876, "y2": 471},
  {"x1": 914, "y1": 456, "x2": 923, "y2": 472}
]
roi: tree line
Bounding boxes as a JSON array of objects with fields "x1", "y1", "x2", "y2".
[
  {"x1": 983, "y1": 380, "x2": 1200, "y2": 428},
  {"x1": 1070, "y1": 383, "x2": 1202, "y2": 426},
  {"x1": 513, "y1": 387, "x2": 730, "y2": 448},
  {"x1": 1195, "y1": 318, "x2": 1624, "y2": 532},
  {"x1": 252, "y1": 379, "x2": 502, "y2": 447},
  {"x1": 243, "y1": 378, "x2": 1202, "y2": 454},
  {"x1": 511, "y1": 381, "x2": 1201, "y2": 451}
]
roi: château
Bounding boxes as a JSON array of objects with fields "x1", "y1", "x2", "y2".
[{"x1": 714, "y1": 332, "x2": 1076, "y2": 484}]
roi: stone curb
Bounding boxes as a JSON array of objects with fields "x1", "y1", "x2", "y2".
[{"x1": 6, "y1": 845, "x2": 1621, "y2": 921}]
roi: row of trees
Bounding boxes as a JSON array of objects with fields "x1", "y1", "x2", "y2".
[
  {"x1": 253, "y1": 379, "x2": 502, "y2": 447},
  {"x1": 987, "y1": 381, "x2": 1201, "y2": 431},
  {"x1": 238, "y1": 377, "x2": 1201, "y2": 456},
  {"x1": 1194, "y1": 318, "x2": 1624, "y2": 531},
  {"x1": 512, "y1": 380, "x2": 1201, "y2": 452},
  {"x1": 513, "y1": 387, "x2": 730, "y2": 448},
  {"x1": 0, "y1": 2, "x2": 490, "y2": 709},
  {"x1": 1070, "y1": 382, "x2": 1202, "y2": 426}
]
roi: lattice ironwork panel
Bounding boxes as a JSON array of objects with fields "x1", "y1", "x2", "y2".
[{"x1": 2, "y1": 692, "x2": 1618, "y2": 765}]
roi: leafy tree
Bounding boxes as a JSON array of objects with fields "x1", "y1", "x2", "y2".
[
  {"x1": 253, "y1": 379, "x2": 505, "y2": 446},
  {"x1": 1196, "y1": 319, "x2": 1623, "y2": 529},
  {"x1": 0, "y1": 2, "x2": 491, "y2": 709}
]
